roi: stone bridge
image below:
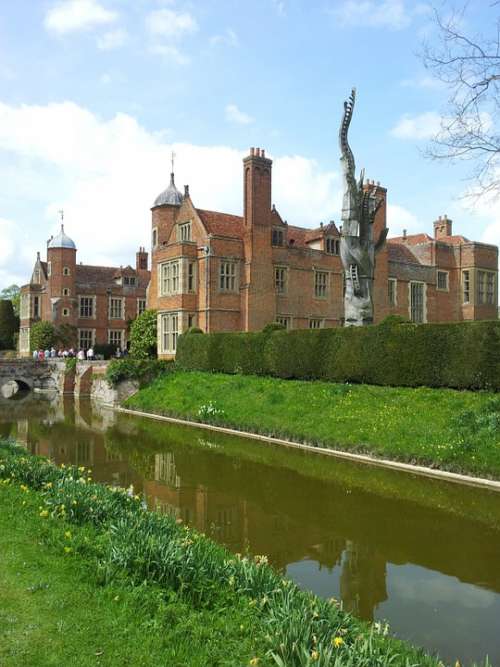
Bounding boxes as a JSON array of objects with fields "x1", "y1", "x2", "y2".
[{"x1": 0, "y1": 359, "x2": 67, "y2": 394}]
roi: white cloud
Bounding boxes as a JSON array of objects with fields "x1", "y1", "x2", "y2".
[
  {"x1": 146, "y1": 8, "x2": 198, "y2": 39},
  {"x1": 210, "y1": 28, "x2": 239, "y2": 48},
  {"x1": 386, "y1": 203, "x2": 421, "y2": 237},
  {"x1": 97, "y1": 28, "x2": 128, "y2": 50},
  {"x1": 390, "y1": 112, "x2": 442, "y2": 140},
  {"x1": 44, "y1": 0, "x2": 117, "y2": 35},
  {"x1": 149, "y1": 44, "x2": 190, "y2": 65},
  {"x1": 331, "y1": 0, "x2": 428, "y2": 30},
  {"x1": 146, "y1": 8, "x2": 198, "y2": 64},
  {"x1": 0, "y1": 100, "x2": 341, "y2": 289},
  {"x1": 225, "y1": 104, "x2": 254, "y2": 125}
]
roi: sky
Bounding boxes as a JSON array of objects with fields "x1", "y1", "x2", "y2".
[{"x1": 0, "y1": 0, "x2": 498, "y2": 289}]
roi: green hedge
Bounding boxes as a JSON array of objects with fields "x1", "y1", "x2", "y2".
[{"x1": 176, "y1": 320, "x2": 500, "y2": 390}]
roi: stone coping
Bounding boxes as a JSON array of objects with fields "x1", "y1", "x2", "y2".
[{"x1": 115, "y1": 407, "x2": 500, "y2": 493}]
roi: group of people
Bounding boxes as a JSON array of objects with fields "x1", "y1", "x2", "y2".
[
  {"x1": 32, "y1": 347, "x2": 95, "y2": 361},
  {"x1": 32, "y1": 347, "x2": 128, "y2": 361}
]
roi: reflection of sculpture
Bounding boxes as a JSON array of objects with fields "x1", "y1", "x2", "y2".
[{"x1": 339, "y1": 89, "x2": 388, "y2": 326}]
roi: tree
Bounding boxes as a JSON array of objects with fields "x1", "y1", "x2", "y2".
[
  {"x1": 129, "y1": 309, "x2": 157, "y2": 358},
  {"x1": 30, "y1": 321, "x2": 56, "y2": 352},
  {"x1": 0, "y1": 285, "x2": 20, "y2": 316},
  {"x1": 55, "y1": 323, "x2": 77, "y2": 349},
  {"x1": 421, "y1": 3, "x2": 500, "y2": 198},
  {"x1": 0, "y1": 300, "x2": 18, "y2": 349}
]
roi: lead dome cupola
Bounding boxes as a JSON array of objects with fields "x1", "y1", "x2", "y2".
[
  {"x1": 153, "y1": 172, "x2": 183, "y2": 207},
  {"x1": 47, "y1": 224, "x2": 76, "y2": 250}
]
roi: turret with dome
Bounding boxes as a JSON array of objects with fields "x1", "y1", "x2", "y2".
[
  {"x1": 47, "y1": 224, "x2": 77, "y2": 250},
  {"x1": 153, "y1": 172, "x2": 184, "y2": 207}
]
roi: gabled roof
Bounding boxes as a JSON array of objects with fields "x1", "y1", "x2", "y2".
[
  {"x1": 75, "y1": 265, "x2": 149, "y2": 289},
  {"x1": 389, "y1": 233, "x2": 434, "y2": 245},
  {"x1": 196, "y1": 209, "x2": 244, "y2": 238},
  {"x1": 387, "y1": 242, "x2": 420, "y2": 264}
]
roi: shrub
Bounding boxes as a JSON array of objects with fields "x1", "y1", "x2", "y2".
[
  {"x1": 55, "y1": 323, "x2": 77, "y2": 348},
  {"x1": 129, "y1": 310, "x2": 157, "y2": 359},
  {"x1": 105, "y1": 358, "x2": 174, "y2": 387},
  {"x1": 262, "y1": 322, "x2": 286, "y2": 333},
  {"x1": 177, "y1": 320, "x2": 500, "y2": 391},
  {"x1": 94, "y1": 343, "x2": 117, "y2": 360},
  {"x1": 0, "y1": 300, "x2": 18, "y2": 350},
  {"x1": 64, "y1": 357, "x2": 77, "y2": 374},
  {"x1": 184, "y1": 326, "x2": 203, "y2": 335},
  {"x1": 30, "y1": 321, "x2": 56, "y2": 352}
]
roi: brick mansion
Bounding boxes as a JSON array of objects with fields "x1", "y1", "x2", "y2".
[
  {"x1": 19, "y1": 227, "x2": 150, "y2": 355},
  {"x1": 149, "y1": 147, "x2": 498, "y2": 357},
  {"x1": 19, "y1": 147, "x2": 498, "y2": 357}
]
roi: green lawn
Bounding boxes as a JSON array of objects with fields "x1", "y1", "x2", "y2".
[
  {"x1": 0, "y1": 484, "x2": 264, "y2": 667},
  {"x1": 126, "y1": 371, "x2": 500, "y2": 479}
]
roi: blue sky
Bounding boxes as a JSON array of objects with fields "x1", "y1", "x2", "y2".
[{"x1": 0, "y1": 0, "x2": 498, "y2": 288}]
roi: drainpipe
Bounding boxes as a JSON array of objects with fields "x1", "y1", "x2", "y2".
[{"x1": 205, "y1": 237, "x2": 212, "y2": 333}]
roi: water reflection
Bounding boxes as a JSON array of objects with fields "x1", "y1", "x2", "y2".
[{"x1": 1, "y1": 394, "x2": 500, "y2": 666}]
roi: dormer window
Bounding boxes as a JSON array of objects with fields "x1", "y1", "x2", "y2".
[
  {"x1": 326, "y1": 237, "x2": 340, "y2": 255},
  {"x1": 178, "y1": 222, "x2": 192, "y2": 242},
  {"x1": 272, "y1": 228, "x2": 284, "y2": 246},
  {"x1": 124, "y1": 276, "x2": 136, "y2": 286}
]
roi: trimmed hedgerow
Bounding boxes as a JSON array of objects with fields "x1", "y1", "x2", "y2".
[
  {"x1": 105, "y1": 358, "x2": 174, "y2": 387},
  {"x1": 177, "y1": 320, "x2": 500, "y2": 390}
]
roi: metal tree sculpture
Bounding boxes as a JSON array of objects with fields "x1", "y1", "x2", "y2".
[{"x1": 339, "y1": 89, "x2": 388, "y2": 326}]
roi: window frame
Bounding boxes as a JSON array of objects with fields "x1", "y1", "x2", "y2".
[
  {"x1": 276, "y1": 316, "x2": 291, "y2": 329},
  {"x1": 219, "y1": 260, "x2": 238, "y2": 292},
  {"x1": 436, "y1": 270, "x2": 449, "y2": 292},
  {"x1": 388, "y1": 278, "x2": 397, "y2": 307},
  {"x1": 409, "y1": 281, "x2": 426, "y2": 323},
  {"x1": 314, "y1": 270, "x2": 329, "y2": 299},
  {"x1": 137, "y1": 298, "x2": 147, "y2": 316},
  {"x1": 271, "y1": 228, "x2": 284, "y2": 247},
  {"x1": 178, "y1": 222, "x2": 192, "y2": 242},
  {"x1": 325, "y1": 237, "x2": 340, "y2": 255},
  {"x1": 108, "y1": 329, "x2": 124, "y2": 349},
  {"x1": 274, "y1": 266, "x2": 288, "y2": 295},
  {"x1": 159, "y1": 311, "x2": 179, "y2": 354},
  {"x1": 309, "y1": 318, "x2": 324, "y2": 329},
  {"x1": 108, "y1": 297, "x2": 124, "y2": 320},
  {"x1": 462, "y1": 270, "x2": 470, "y2": 304},
  {"x1": 63, "y1": 266, "x2": 71, "y2": 276},
  {"x1": 78, "y1": 329, "x2": 95, "y2": 351},
  {"x1": 159, "y1": 259, "x2": 181, "y2": 297}
]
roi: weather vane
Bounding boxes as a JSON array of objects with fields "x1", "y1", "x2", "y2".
[
  {"x1": 171, "y1": 150, "x2": 176, "y2": 174},
  {"x1": 58, "y1": 209, "x2": 64, "y2": 224}
]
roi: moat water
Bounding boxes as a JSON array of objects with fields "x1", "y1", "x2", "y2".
[{"x1": 1, "y1": 393, "x2": 500, "y2": 666}]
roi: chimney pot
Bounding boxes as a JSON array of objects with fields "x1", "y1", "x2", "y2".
[
  {"x1": 250, "y1": 147, "x2": 255, "y2": 156},
  {"x1": 376, "y1": 181, "x2": 380, "y2": 186},
  {"x1": 184, "y1": 184, "x2": 189, "y2": 197},
  {"x1": 403, "y1": 229, "x2": 407, "y2": 239},
  {"x1": 261, "y1": 149, "x2": 265, "y2": 158}
]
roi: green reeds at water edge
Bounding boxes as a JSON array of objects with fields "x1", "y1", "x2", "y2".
[{"x1": 0, "y1": 439, "x2": 489, "y2": 667}]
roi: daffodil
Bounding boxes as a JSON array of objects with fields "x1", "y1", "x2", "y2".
[
  {"x1": 249, "y1": 658, "x2": 259, "y2": 666},
  {"x1": 39, "y1": 510, "x2": 49, "y2": 518},
  {"x1": 333, "y1": 636, "x2": 344, "y2": 648}
]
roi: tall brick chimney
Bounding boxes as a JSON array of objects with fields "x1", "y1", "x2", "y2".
[
  {"x1": 243, "y1": 147, "x2": 272, "y2": 228},
  {"x1": 242, "y1": 147, "x2": 275, "y2": 330},
  {"x1": 434, "y1": 214, "x2": 452, "y2": 239},
  {"x1": 136, "y1": 246, "x2": 148, "y2": 271}
]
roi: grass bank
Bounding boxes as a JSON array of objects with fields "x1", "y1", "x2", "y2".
[
  {"x1": 125, "y1": 370, "x2": 500, "y2": 479},
  {"x1": 0, "y1": 465, "x2": 263, "y2": 666},
  {"x1": 0, "y1": 439, "x2": 471, "y2": 667}
]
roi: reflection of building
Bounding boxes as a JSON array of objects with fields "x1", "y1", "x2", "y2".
[
  {"x1": 340, "y1": 541, "x2": 387, "y2": 621},
  {"x1": 19, "y1": 225, "x2": 150, "y2": 355}
]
